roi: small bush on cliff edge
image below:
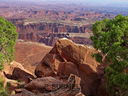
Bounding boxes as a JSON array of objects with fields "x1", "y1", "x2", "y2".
[
  {"x1": 0, "y1": 17, "x2": 18, "y2": 95},
  {"x1": 0, "y1": 17, "x2": 18, "y2": 70},
  {"x1": 91, "y1": 15, "x2": 128, "y2": 96}
]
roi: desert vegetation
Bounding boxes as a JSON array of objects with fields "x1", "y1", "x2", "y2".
[
  {"x1": 0, "y1": 17, "x2": 18, "y2": 96},
  {"x1": 91, "y1": 15, "x2": 128, "y2": 96}
]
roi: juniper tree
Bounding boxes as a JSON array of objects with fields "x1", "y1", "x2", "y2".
[
  {"x1": 0, "y1": 17, "x2": 17, "y2": 70},
  {"x1": 91, "y1": 15, "x2": 128, "y2": 96}
]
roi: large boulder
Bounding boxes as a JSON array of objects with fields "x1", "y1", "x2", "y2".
[
  {"x1": 4, "y1": 61, "x2": 35, "y2": 84},
  {"x1": 35, "y1": 38, "x2": 102, "y2": 96},
  {"x1": 12, "y1": 88, "x2": 82, "y2": 96},
  {"x1": 25, "y1": 76, "x2": 66, "y2": 92},
  {"x1": 12, "y1": 74, "x2": 84, "y2": 96}
]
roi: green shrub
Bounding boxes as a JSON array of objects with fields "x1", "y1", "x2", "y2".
[
  {"x1": 0, "y1": 17, "x2": 18, "y2": 96},
  {"x1": 91, "y1": 15, "x2": 128, "y2": 96},
  {"x1": 0, "y1": 17, "x2": 18, "y2": 70}
]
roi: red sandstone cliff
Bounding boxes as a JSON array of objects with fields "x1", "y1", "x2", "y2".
[{"x1": 16, "y1": 22, "x2": 92, "y2": 46}]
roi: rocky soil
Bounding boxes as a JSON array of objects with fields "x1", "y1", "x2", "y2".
[{"x1": 14, "y1": 40, "x2": 51, "y2": 74}]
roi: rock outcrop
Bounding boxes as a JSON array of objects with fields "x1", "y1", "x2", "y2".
[
  {"x1": 35, "y1": 38, "x2": 103, "y2": 96},
  {"x1": 0, "y1": 61, "x2": 35, "y2": 94},
  {"x1": 4, "y1": 61, "x2": 35, "y2": 84},
  {"x1": 25, "y1": 76, "x2": 67, "y2": 92},
  {"x1": 2, "y1": 39, "x2": 106, "y2": 96},
  {"x1": 11, "y1": 74, "x2": 84, "y2": 96}
]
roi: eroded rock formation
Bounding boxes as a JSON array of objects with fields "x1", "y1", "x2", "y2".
[
  {"x1": 15, "y1": 22, "x2": 92, "y2": 46},
  {"x1": 35, "y1": 38, "x2": 104, "y2": 96},
  {"x1": 2, "y1": 39, "x2": 107, "y2": 96},
  {"x1": 4, "y1": 61, "x2": 35, "y2": 84},
  {"x1": 11, "y1": 74, "x2": 84, "y2": 96}
]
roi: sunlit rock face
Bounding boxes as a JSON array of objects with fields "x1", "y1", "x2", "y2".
[
  {"x1": 2, "y1": 39, "x2": 107, "y2": 96},
  {"x1": 35, "y1": 38, "x2": 105, "y2": 96}
]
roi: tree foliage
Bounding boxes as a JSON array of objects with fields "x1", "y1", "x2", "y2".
[
  {"x1": 0, "y1": 17, "x2": 18, "y2": 70},
  {"x1": 91, "y1": 15, "x2": 128, "y2": 96}
]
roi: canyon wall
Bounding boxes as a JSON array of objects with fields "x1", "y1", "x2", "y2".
[{"x1": 9, "y1": 18, "x2": 92, "y2": 46}]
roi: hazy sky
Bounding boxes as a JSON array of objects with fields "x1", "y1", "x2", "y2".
[
  {"x1": 2, "y1": 0, "x2": 128, "y2": 6},
  {"x1": 16, "y1": 0, "x2": 128, "y2": 3}
]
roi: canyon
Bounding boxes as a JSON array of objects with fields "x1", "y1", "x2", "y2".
[
  {"x1": 0, "y1": 2, "x2": 114, "y2": 46},
  {"x1": 0, "y1": 2, "x2": 125, "y2": 96}
]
